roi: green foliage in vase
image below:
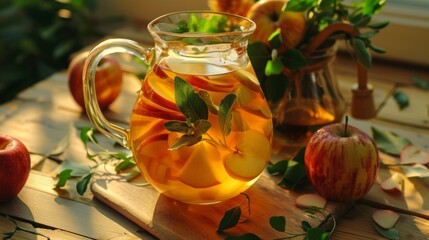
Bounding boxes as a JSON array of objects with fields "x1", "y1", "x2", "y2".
[{"x1": 248, "y1": 0, "x2": 389, "y2": 104}]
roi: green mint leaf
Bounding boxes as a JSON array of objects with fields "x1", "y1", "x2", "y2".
[
  {"x1": 374, "y1": 224, "x2": 400, "y2": 240},
  {"x1": 115, "y1": 160, "x2": 136, "y2": 172},
  {"x1": 293, "y1": 147, "x2": 306, "y2": 164},
  {"x1": 224, "y1": 233, "x2": 261, "y2": 240},
  {"x1": 164, "y1": 120, "x2": 191, "y2": 133},
  {"x1": 56, "y1": 169, "x2": 73, "y2": 188},
  {"x1": 369, "y1": 43, "x2": 386, "y2": 54},
  {"x1": 368, "y1": 20, "x2": 390, "y2": 30},
  {"x1": 76, "y1": 172, "x2": 94, "y2": 196},
  {"x1": 268, "y1": 28, "x2": 282, "y2": 49},
  {"x1": 168, "y1": 134, "x2": 202, "y2": 150},
  {"x1": 174, "y1": 76, "x2": 208, "y2": 123},
  {"x1": 264, "y1": 73, "x2": 288, "y2": 104},
  {"x1": 359, "y1": 31, "x2": 379, "y2": 39},
  {"x1": 363, "y1": 0, "x2": 381, "y2": 15},
  {"x1": 265, "y1": 58, "x2": 283, "y2": 76},
  {"x1": 217, "y1": 206, "x2": 241, "y2": 232},
  {"x1": 278, "y1": 160, "x2": 307, "y2": 189},
  {"x1": 280, "y1": 48, "x2": 308, "y2": 71},
  {"x1": 393, "y1": 91, "x2": 409, "y2": 110},
  {"x1": 79, "y1": 126, "x2": 96, "y2": 146},
  {"x1": 302, "y1": 221, "x2": 312, "y2": 232},
  {"x1": 198, "y1": 91, "x2": 219, "y2": 114},
  {"x1": 269, "y1": 216, "x2": 286, "y2": 232},
  {"x1": 352, "y1": 37, "x2": 372, "y2": 69},
  {"x1": 193, "y1": 119, "x2": 212, "y2": 136},
  {"x1": 285, "y1": 0, "x2": 316, "y2": 11},
  {"x1": 307, "y1": 227, "x2": 327, "y2": 240},
  {"x1": 248, "y1": 42, "x2": 271, "y2": 89},
  {"x1": 267, "y1": 160, "x2": 288, "y2": 175},
  {"x1": 412, "y1": 76, "x2": 429, "y2": 90},
  {"x1": 218, "y1": 93, "x2": 237, "y2": 136},
  {"x1": 371, "y1": 127, "x2": 412, "y2": 156}
]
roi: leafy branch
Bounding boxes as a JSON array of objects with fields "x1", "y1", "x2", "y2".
[
  {"x1": 55, "y1": 127, "x2": 139, "y2": 195},
  {"x1": 163, "y1": 76, "x2": 237, "y2": 150},
  {"x1": 1, "y1": 214, "x2": 50, "y2": 240}
]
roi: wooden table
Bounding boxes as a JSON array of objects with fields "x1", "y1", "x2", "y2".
[{"x1": 0, "y1": 43, "x2": 429, "y2": 239}]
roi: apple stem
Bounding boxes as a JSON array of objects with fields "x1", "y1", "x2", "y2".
[{"x1": 344, "y1": 115, "x2": 349, "y2": 137}]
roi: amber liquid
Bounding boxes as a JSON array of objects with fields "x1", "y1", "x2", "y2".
[
  {"x1": 272, "y1": 99, "x2": 336, "y2": 159},
  {"x1": 129, "y1": 62, "x2": 273, "y2": 204}
]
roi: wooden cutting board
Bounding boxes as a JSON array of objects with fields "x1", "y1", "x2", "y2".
[{"x1": 91, "y1": 171, "x2": 351, "y2": 239}]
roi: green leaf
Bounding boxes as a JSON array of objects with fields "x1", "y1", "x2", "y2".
[
  {"x1": 368, "y1": 20, "x2": 390, "y2": 30},
  {"x1": 285, "y1": 0, "x2": 316, "y2": 12},
  {"x1": 363, "y1": 0, "x2": 381, "y2": 15},
  {"x1": 369, "y1": 43, "x2": 386, "y2": 54},
  {"x1": 76, "y1": 172, "x2": 94, "y2": 196},
  {"x1": 217, "y1": 206, "x2": 241, "y2": 231},
  {"x1": 278, "y1": 159, "x2": 307, "y2": 189},
  {"x1": 371, "y1": 127, "x2": 412, "y2": 156},
  {"x1": 218, "y1": 93, "x2": 237, "y2": 136},
  {"x1": 248, "y1": 42, "x2": 271, "y2": 89},
  {"x1": 302, "y1": 221, "x2": 312, "y2": 232},
  {"x1": 198, "y1": 91, "x2": 219, "y2": 114},
  {"x1": 164, "y1": 121, "x2": 191, "y2": 133},
  {"x1": 269, "y1": 216, "x2": 286, "y2": 232},
  {"x1": 268, "y1": 28, "x2": 283, "y2": 49},
  {"x1": 293, "y1": 147, "x2": 306, "y2": 164},
  {"x1": 352, "y1": 38, "x2": 372, "y2": 69},
  {"x1": 393, "y1": 91, "x2": 409, "y2": 110},
  {"x1": 359, "y1": 31, "x2": 378, "y2": 39},
  {"x1": 307, "y1": 227, "x2": 326, "y2": 240},
  {"x1": 265, "y1": 58, "x2": 283, "y2": 76},
  {"x1": 374, "y1": 224, "x2": 400, "y2": 240},
  {"x1": 412, "y1": 76, "x2": 429, "y2": 90},
  {"x1": 115, "y1": 159, "x2": 136, "y2": 172},
  {"x1": 193, "y1": 119, "x2": 212, "y2": 136},
  {"x1": 55, "y1": 169, "x2": 73, "y2": 188},
  {"x1": 264, "y1": 73, "x2": 288, "y2": 103},
  {"x1": 224, "y1": 233, "x2": 261, "y2": 240},
  {"x1": 168, "y1": 134, "x2": 202, "y2": 150},
  {"x1": 174, "y1": 76, "x2": 208, "y2": 123},
  {"x1": 267, "y1": 160, "x2": 289, "y2": 175},
  {"x1": 280, "y1": 48, "x2": 308, "y2": 71},
  {"x1": 79, "y1": 127, "x2": 96, "y2": 146}
]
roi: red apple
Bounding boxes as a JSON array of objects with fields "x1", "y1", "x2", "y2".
[
  {"x1": 246, "y1": 0, "x2": 306, "y2": 50},
  {"x1": 0, "y1": 135, "x2": 31, "y2": 202},
  {"x1": 304, "y1": 123, "x2": 379, "y2": 202},
  {"x1": 68, "y1": 51, "x2": 123, "y2": 111}
]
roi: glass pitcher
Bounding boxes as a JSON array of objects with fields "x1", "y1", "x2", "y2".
[{"x1": 82, "y1": 11, "x2": 273, "y2": 204}]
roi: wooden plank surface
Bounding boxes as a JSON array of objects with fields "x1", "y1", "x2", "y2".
[{"x1": 91, "y1": 171, "x2": 351, "y2": 240}]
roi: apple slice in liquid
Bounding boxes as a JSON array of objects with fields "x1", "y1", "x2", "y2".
[
  {"x1": 142, "y1": 67, "x2": 178, "y2": 111},
  {"x1": 178, "y1": 141, "x2": 223, "y2": 188},
  {"x1": 223, "y1": 130, "x2": 271, "y2": 181}
]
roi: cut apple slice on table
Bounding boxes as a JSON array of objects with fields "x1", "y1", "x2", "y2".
[
  {"x1": 400, "y1": 144, "x2": 429, "y2": 165},
  {"x1": 178, "y1": 141, "x2": 223, "y2": 188},
  {"x1": 372, "y1": 209, "x2": 400, "y2": 229},
  {"x1": 224, "y1": 130, "x2": 271, "y2": 181},
  {"x1": 295, "y1": 193, "x2": 327, "y2": 209},
  {"x1": 380, "y1": 172, "x2": 404, "y2": 195}
]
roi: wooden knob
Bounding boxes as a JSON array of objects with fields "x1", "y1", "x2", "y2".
[{"x1": 351, "y1": 84, "x2": 376, "y2": 119}]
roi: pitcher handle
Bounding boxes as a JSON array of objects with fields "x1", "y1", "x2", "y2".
[{"x1": 82, "y1": 38, "x2": 153, "y2": 148}]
